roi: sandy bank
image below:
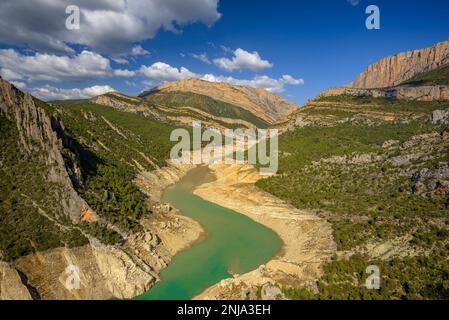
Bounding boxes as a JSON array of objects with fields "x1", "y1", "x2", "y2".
[{"x1": 193, "y1": 164, "x2": 336, "y2": 299}]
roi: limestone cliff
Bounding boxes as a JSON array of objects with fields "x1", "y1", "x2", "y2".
[
  {"x1": 0, "y1": 262, "x2": 32, "y2": 300},
  {"x1": 348, "y1": 39, "x2": 449, "y2": 89},
  {"x1": 319, "y1": 85, "x2": 449, "y2": 102},
  {"x1": 0, "y1": 78, "x2": 92, "y2": 222}
]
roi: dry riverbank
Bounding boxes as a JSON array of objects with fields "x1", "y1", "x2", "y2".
[
  {"x1": 0, "y1": 161, "x2": 204, "y2": 300},
  {"x1": 193, "y1": 164, "x2": 336, "y2": 299}
]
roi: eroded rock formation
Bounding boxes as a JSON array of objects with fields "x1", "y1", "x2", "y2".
[{"x1": 348, "y1": 40, "x2": 449, "y2": 89}]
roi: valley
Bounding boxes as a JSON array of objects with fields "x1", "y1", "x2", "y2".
[
  {"x1": 135, "y1": 166, "x2": 280, "y2": 300},
  {"x1": 1, "y1": 39, "x2": 449, "y2": 301}
]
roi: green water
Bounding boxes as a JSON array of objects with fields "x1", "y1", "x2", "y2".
[{"x1": 134, "y1": 166, "x2": 281, "y2": 300}]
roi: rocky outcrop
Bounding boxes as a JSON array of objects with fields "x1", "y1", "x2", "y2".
[
  {"x1": 0, "y1": 79, "x2": 93, "y2": 222},
  {"x1": 12, "y1": 242, "x2": 155, "y2": 300},
  {"x1": 4, "y1": 201, "x2": 203, "y2": 300},
  {"x1": 319, "y1": 85, "x2": 449, "y2": 101},
  {"x1": 431, "y1": 109, "x2": 449, "y2": 124},
  {"x1": 90, "y1": 93, "x2": 163, "y2": 120},
  {"x1": 141, "y1": 79, "x2": 298, "y2": 123},
  {"x1": 348, "y1": 40, "x2": 449, "y2": 89},
  {"x1": 0, "y1": 262, "x2": 32, "y2": 300}
]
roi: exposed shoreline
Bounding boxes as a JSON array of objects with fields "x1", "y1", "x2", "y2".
[
  {"x1": 192, "y1": 164, "x2": 337, "y2": 300},
  {"x1": 0, "y1": 161, "x2": 205, "y2": 300}
]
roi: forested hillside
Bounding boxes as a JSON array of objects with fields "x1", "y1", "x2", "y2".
[{"x1": 258, "y1": 95, "x2": 449, "y2": 299}]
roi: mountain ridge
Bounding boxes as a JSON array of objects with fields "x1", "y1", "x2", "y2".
[
  {"x1": 88, "y1": 78, "x2": 299, "y2": 129},
  {"x1": 139, "y1": 79, "x2": 298, "y2": 124},
  {"x1": 348, "y1": 39, "x2": 449, "y2": 89},
  {"x1": 315, "y1": 40, "x2": 449, "y2": 103}
]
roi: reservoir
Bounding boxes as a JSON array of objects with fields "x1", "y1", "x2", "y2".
[{"x1": 134, "y1": 166, "x2": 281, "y2": 300}]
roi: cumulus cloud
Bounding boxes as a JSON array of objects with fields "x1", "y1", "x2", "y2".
[
  {"x1": 31, "y1": 85, "x2": 115, "y2": 101},
  {"x1": 139, "y1": 62, "x2": 197, "y2": 82},
  {"x1": 112, "y1": 58, "x2": 130, "y2": 65},
  {"x1": 213, "y1": 48, "x2": 273, "y2": 72},
  {"x1": 138, "y1": 61, "x2": 303, "y2": 93},
  {"x1": 131, "y1": 45, "x2": 150, "y2": 56},
  {"x1": 0, "y1": 49, "x2": 135, "y2": 82},
  {"x1": 0, "y1": 0, "x2": 221, "y2": 55},
  {"x1": 281, "y1": 75, "x2": 305, "y2": 85},
  {"x1": 113, "y1": 69, "x2": 136, "y2": 77},
  {"x1": 11, "y1": 81, "x2": 27, "y2": 90},
  {"x1": 190, "y1": 53, "x2": 211, "y2": 64},
  {"x1": 201, "y1": 74, "x2": 304, "y2": 93}
]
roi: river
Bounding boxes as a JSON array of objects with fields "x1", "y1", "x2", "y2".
[{"x1": 134, "y1": 166, "x2": 281, "y2": 300}]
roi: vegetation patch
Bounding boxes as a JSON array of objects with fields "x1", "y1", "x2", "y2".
[{"x1": 257, "y1": 97, "x2": 449, "y2": 299}]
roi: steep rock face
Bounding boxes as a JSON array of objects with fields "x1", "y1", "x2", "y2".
[
  {"x1": 141, "y1": 79, "x2": 298, "y2": 123},
  {"x1": 0, "y1": 79, "x2": 92, "y2": 222},
  {"x1": 0, "y1": 262, "x2": 32, "y2": 300},
  {"x1": 348, "y1": 40, "x2": 449, "y2": 89},
  {"x1": 13, "y1": 243, "x2": 156, "y2": 300},
  {"x1": 319, "y1": 85, "x2": 449, "y2": 101}
]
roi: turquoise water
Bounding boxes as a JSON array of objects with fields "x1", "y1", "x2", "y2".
[{"x1": 134, "y1": 166, "x2": 280, "y2": 300}]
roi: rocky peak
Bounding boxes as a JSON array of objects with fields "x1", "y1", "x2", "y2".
[
  {"x1": 348, "y1": 39, "x2": 449, "y2": 89},
  {"x1": 140, "y1": 78, "x2": 298, "y2": 124}
]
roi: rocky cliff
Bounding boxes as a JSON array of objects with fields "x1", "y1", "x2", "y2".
[
  {"x1": 348, "y1": 40, "x2": 449, "y2": 89},
  {"x1": 0, "y1": 78, "x2": 203, "y2": 300},
  {"x1": 0, "y1": 78, "x2": 92, "y2": 223},
  {"x1": 319, "y1": 85, "x2": 449, "y2": 102}
]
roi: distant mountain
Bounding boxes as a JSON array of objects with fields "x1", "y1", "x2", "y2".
[
  {"x1": 140, "y1": 79, "x2": 298, "y2": 124},
  {"x1": 90, "y1": 79, "x2": 298, "y2": 130}
]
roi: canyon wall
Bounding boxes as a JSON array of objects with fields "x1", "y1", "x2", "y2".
[
  {"x1": 319, "y1": 85, "x2": 449, "y2": 101},
  {"x1": 348, "y1": 40, "x2": 449, "y2": 89}
]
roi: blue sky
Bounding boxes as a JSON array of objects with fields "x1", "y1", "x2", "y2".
[{"x1": 0, "y1": 0, "x2": 448, "y2": 104}]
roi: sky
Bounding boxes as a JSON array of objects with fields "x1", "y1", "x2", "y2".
[{"x1": 0, "y1": 0, "x2": 448, "y2": 105}]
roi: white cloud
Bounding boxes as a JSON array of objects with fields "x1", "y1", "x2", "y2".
[
  {"x1": 0, "y1": 49, "x2": 135, "y2": 82},
  {"x1": 11, "y1": 81, "x2": 27, "y2": 90},
  {"x1": 201, "y1": 74, "x2": 303, "y2": 93},
  {"x1": 139, "y1": 62, "x2": 197, "y2": 82},
  {"x1": 213, "y1": 48, "x2": 273, "y2": 72},
  {"x1": 125, "y1": 80, "x2": 137, "y2": 87},
  {"x1": 281, "y1": 75, "x2": 305, "y2": 85},
  {"x1": 31, "y1": 85, "x2": 115, "y2": 101},
  {"x1": 138, "y1": 61, "x2": 303, "y2": 93},
  {"x1": 113, "y1": 58, "x2": 130, "y2": 65},
  {"x1": 220, "y1": 45, "x2": 232, "y2": 53},
  {"x1": 190, "y1": 53, "x2": 211, "y2": 64},
  {"x1": 131, "y1": 45, "x2": 150, "y2": 56},
  {"x1": 0, "y1": 68, "x2": 23, "y2": 81},
  {"x1": 142, "y1": 80, "x2": 157, "y2": 88},
  {"x1": 0, "y1": 0, "x2": 221, "y2": 55},
  {"x1": 113, "y1": 69, "x2": 136, "y2": 77}
]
